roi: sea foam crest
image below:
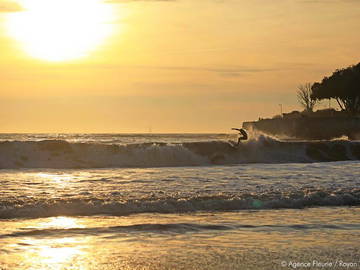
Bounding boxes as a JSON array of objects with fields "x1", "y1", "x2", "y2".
[{"x1": 1, "y1": 189, "x2": 359, "y2": 219}]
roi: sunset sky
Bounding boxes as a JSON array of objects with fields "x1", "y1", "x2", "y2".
[{"x1": 0, "y1": 0, "x2": 359, "y2": 133}]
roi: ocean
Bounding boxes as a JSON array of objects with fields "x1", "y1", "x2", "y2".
[{"x1": 0, "y1": 133, "x2": 359, "y2": 270}]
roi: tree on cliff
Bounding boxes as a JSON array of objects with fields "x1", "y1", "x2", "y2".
[
  {"x1": 311, "y1": 63, "x2": 360, "y2": 114},
  {"x1": 297, "y1": 83, "x2": 317, "y2": 112}
]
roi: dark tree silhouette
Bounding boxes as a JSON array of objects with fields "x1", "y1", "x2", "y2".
[
  {"x1": 311, "y1": 63, "x2": 360, "y2": 114},
  {"x1": 297, "y1": 83, "x2": 317, "y2": 112}
]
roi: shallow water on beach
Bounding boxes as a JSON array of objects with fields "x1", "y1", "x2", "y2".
[{"x1": 1, "y1": 208, "x2": 360, "y2": 270}]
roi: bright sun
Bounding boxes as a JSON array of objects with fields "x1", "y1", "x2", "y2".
[{"x1": 6, "y1": 0, "x2": 114, "y2": 62}]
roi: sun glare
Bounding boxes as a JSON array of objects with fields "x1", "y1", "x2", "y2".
[
  {"x1": 6, "y1": 0, "x2": 114, "y2": 62},
  {"x1": 45, "y1": 217, "x2": 82, "y2": 229},
  {"x1": 37, "y1": 173, "x2": 73, "y2": 183}
]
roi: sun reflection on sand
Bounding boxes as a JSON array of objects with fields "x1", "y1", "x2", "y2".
[
  {"x1": 19, "y1": 218, "x2": 88, "y2": 270},
  {"x1": 20, "y1": 238, "x2": 86, "y2": 270},
  {"x1": 38, "y1": 243, "x2": 83, "y2": 268}
]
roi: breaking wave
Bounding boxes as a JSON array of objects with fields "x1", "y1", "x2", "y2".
[
  {"x1": 1, "y1": 188, "x2": 359, "y2": 219},
  {"x1": 1, "y1": 136, "x2": 360, "y2": 169}
]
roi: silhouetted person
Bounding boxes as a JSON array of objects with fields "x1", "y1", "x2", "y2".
[{"x1": 232, "y1": 128, "x2": 248, "y2": 145}]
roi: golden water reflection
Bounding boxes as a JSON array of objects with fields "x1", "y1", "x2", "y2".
[
  {"x1": 36, "y1": 173, "x2": 74, "y2": 184},
  {"x1": 42, "y1": 216, "x2": 84, "y2": 229},
  {"x1": 19, "y1": 217, "x2": 88, "y2": 270},
  {"x1": 2, "y1": 209, "x2": 359, "y2": 269},
  {"x1": 23, "y1": 238, "x2": 85, "y2": 270}
]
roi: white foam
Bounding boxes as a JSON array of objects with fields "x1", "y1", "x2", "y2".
[{"x1": 1, "y1": 190, "x2": 359, "y2": 219}]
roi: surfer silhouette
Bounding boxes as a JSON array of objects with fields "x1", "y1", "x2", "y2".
[{"x1": 232, "y1": 128, "x2": 248, "y2": 145}]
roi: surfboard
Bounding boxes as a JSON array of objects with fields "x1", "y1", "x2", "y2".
[{"x1": 228, "y1": 140, "x2": 239, "y2": 149}]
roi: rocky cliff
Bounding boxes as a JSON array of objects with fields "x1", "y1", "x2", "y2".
[{"x1": 243, "y1": 116, "x2": 360, "y2": 140}]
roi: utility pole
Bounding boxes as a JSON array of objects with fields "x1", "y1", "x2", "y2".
[{"x1": 279, "y1": 104, "x2": 283, "y2": 117}]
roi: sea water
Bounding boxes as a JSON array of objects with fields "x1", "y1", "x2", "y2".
[{"x1": 0, "y1": 134, "x2": 359, "y2": 269}]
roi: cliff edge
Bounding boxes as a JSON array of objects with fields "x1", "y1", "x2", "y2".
[{"x1": 243, "y1": 109, "x2": 360, "y2": 140}]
